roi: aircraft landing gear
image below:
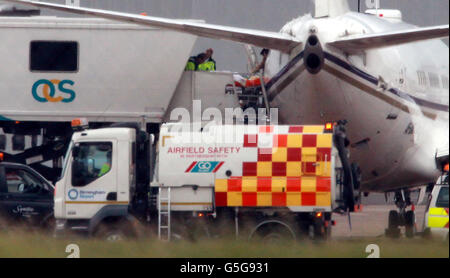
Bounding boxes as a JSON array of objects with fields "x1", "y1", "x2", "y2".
[{"x1": 385, "y1": 190, "x2": 416, "y2": 238}]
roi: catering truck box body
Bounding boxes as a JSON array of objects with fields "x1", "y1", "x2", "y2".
[{"x1": 0, "y1": 16, "x2": 197, "y2": 123}]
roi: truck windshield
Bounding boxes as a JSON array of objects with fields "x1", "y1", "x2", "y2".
[
  {"x1": 436, "y1": 187, "x2": 449, "y2": 208},
  {"x1": 72, "y1": 142, "x2": 112, "y2": 187}
]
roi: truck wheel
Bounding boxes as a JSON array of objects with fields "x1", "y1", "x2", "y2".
[
  {"x1": 404, "y1": 211, "x2": 415, "y2": 238},
  {"x1": 249, "y1": 221, "x2": 296, "y2": 243},
  {"x1": 98, "y1": 227, "x2": 126, "y2": 241},
  {"x1": 388, "y1": 210, "x2": 399, "y2": 228},
  {"x1": 385, "y1": 210, "x2": 401, "y2": 238},
  {"x1": 95, "y1": 222, "x2": 131, "y2": 241}
]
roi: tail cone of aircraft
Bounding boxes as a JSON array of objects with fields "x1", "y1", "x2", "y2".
[
  {"x1": 304, "y1": 35, "x2": 324, "y2": 74},
  {"x1": 304, "y1": 35, "x2": 324, "y2": 75}
]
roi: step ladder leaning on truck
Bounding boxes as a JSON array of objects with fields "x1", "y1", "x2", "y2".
[
  {"x1": 53, "y1": 119, "x2": 359, "y2": 241},
  {"x1": 158, "y1": 187, "x2": 171, "y2": 241}
]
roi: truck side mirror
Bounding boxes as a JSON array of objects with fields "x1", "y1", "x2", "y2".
[{"x1": 150, "y1": 134, "x2": 155, "y2": 145}]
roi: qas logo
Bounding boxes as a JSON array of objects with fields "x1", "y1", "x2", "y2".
[
  {"x1": 32, "y1": 79, "x2": 76, "y2": 103},
  {"x1": 185, "y1": 161, "x2": 224, "y2": 173}
]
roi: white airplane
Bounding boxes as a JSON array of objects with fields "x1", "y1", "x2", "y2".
[{"x1": 5, "y1": 0, "x2": 449, "y2": 237}]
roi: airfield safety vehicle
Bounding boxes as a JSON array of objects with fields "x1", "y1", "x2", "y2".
[
  {"x1": 422, "y1": 171, "x2": 449, "y2": 240},
  {"x1": 53, "y1": 119, "x2": 359, "y2": 241}
]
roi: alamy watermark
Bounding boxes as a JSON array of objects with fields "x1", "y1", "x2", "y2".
[
  {"x1": 167, "y1": 100, "x2": 280, "y2": 152},
  {"x1": 65, "y1": 243, "x2": 80, "y2": 258}
]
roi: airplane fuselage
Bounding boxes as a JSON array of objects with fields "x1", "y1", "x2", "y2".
[{"x1": 266, "y1": 12, "x2": 449, "y2": 192}]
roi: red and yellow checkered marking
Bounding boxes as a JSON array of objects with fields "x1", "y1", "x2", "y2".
[
  {"x1": 216, "y1": 126, "x2": 333, "y2": 208},
  {"x1": 215, "y1": 177, "x2": 331, "y2": 207}
]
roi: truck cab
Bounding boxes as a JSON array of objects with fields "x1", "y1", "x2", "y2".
[
  {"x1": 0, "y1": 160, "x2": 54, "y2": 229},
  {"x1": 54, "y1": 127, "x2": 143, "y2": 237}
]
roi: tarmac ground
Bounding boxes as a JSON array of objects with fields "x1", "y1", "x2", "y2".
[{"x1": 333, "y1": 192, "x2": 430, "y2": 238}]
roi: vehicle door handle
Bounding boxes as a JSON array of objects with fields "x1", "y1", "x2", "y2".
[{"x1": 106, "y1": 192, "x2": 117, "y2": 201}]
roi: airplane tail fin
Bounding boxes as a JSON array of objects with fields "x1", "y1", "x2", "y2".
[{"x1": 315, "y1": 0, "x2": 350, "y2": 18}]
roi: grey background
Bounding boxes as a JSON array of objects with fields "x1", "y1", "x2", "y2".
[{"x1": 2, "y1": 0, "x2": 449, "y2": 72}]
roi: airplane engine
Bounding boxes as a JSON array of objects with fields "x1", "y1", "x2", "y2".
[{"x1": 304, "y1": 35, "x2": 324, "y2": 75}]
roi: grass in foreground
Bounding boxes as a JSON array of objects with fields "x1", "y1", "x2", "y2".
[{"x1": 0, "y1": 231, "x2": 448, "y2": 258}]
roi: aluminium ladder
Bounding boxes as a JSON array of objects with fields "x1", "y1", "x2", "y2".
[{"x1": 158, "y1": 187, "x2": 171, "y2": 241}]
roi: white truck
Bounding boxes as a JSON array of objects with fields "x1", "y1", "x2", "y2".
[
  {"x1": 54, "y1": 120, "x2": 358, "y2": 241},
  {"x1": 422, "y1": 172, "x2": 449, "y2": 240}
]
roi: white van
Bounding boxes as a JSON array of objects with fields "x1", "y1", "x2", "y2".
[{"x1": 423, "y1": 173, "x2": 449, "y2": 240}]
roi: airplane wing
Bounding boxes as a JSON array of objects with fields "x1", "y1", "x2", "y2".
[
  {"x1": 328, "y1": 25, "x2": 449, "y2": 51},
  {"x1": 5, "y1": 0, "x2": 301, "y2": 53}
]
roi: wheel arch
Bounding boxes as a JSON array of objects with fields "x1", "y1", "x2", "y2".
[{"x1": 88, "y1": 205, "x2": 129, "y2": 235}]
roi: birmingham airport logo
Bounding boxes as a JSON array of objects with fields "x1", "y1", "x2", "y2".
[
  {"x1": 68, "y1": 189, "x2": 79, "y2": 200},
  {"x1": 32, "y1": 79, "x2": 76, "y2": 103}
]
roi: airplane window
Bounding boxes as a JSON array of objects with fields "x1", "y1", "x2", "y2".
[
  {"x1": 428, "y1": 72, "x2": 440, "y2": 88},
  {"x1": 441, "y1": 76, "x2": 449, "y2": 90},
  {"x1": 30, "y1": 41, "x2": 78, "y2": 72},
  {"x1": 417, "y1": 71, "x2": 427, "y2": 87}
]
